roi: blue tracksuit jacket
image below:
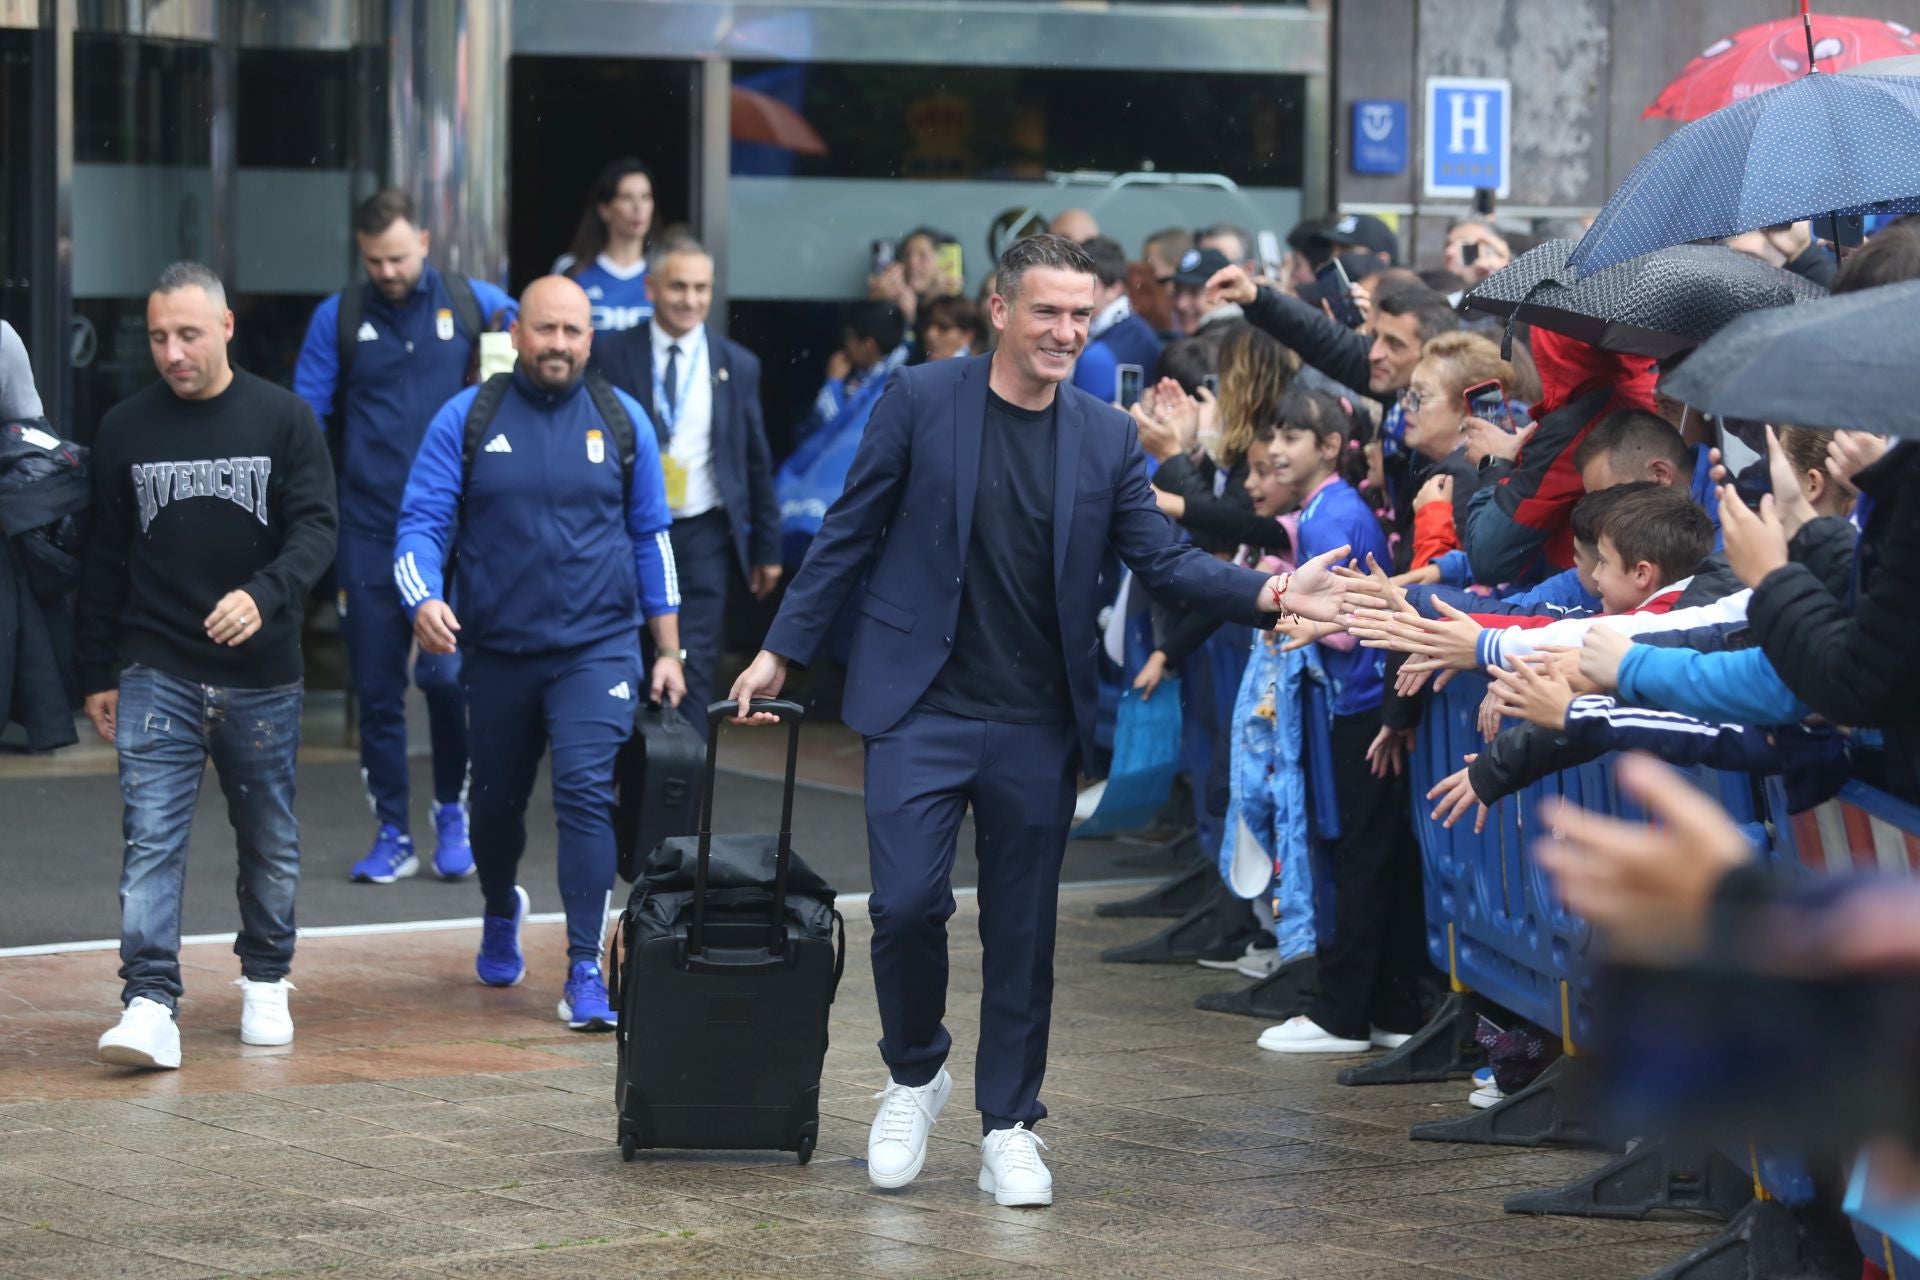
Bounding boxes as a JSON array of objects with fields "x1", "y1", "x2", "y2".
[
  {"x1": 294, "y1": 266, "x2": 516, "y2": 542},
  {"x1": 392, "y1": 370, "x2": 678, "y2": 654}
]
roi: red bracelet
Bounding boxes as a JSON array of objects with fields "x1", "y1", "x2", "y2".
[{"x1": 1270, "y1": 571, "x2": 1292, "y2": 617}]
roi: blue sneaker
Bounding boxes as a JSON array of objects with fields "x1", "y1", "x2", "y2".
[
  {"x1": 431, "y1": 803, "x2": 474, "y2": 880},
  {"x1": 350, "y1": 824, "x2": 418, "y2": 884},
  {"x1": 558, "y1": 960, "x2": 616, "y2": 1032},
  {"x1": 476, "y1": 885, "x2": 530, "y2": 987}
]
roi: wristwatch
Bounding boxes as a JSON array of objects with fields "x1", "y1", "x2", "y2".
[{"x1": 662, "y1": 648, "x2": 688, "y2": 663}]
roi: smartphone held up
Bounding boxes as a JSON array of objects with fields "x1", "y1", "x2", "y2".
[
  {"x1": 1314, "y1": 257, "x2": 1365, "y2": 329},
  {"x1": 1463, "y1": 379, "x2": 1523, "y2": 433}
]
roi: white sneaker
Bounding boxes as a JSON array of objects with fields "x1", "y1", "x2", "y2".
[
  {"x1": 98, "y1": 996, "x2": 181, "y2": 1070},
  {"x1": 867, "y1": 1069, "x2": 951, "y2": 1189},
  {"x1": 1198, "y1": 938, "x2": 1276, "y2": 973},
  {"x1": 1469, "y1": 1066, "x2": 1504, "y2": 1110},
  {"x1": 235, "y1": 977, "x2": 295, "y2": 1047},
  {"x1": 1236, "y1": 946, "x2": 1285, "y2": 979},
  {"x1": 1256, "y1": 1016, "x2": 1372, "y2": 1055},
  {"x1": 979, "y1": 1123, "x2": 1053, "y2": 1207},
  {"x1": 1370, "y1": 1026, "x2": 1414, "y2": 1050}
]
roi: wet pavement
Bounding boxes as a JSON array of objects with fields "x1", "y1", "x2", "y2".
[{"x1": 0, "y1": 886, "x2": 1723, "y2": 1279}]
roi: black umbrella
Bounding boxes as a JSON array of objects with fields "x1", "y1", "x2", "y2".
[
  {"x1": 1659, "y1": 277, "x2": 1920, "y2": 435},
  {"x1": 1565, "y1": 72, "x2": 1920, "y2": 277},
  {"x1": 1462, "y1": 240, "x2": 1828, "y2": 360}
]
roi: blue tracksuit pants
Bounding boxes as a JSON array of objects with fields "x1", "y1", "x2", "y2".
[
  {"x1": 862, "y1": 706, "x2": 1079, "y2": 1134},
  {"x1": 461, "y1": 634, "x2": 641, "y2": 963},
  {"x1": 337, "y1": 530, "x2": 466, "y2": 829}
]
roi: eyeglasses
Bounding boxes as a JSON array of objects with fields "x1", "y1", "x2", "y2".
[{"x1": 1400, "y1": 387, "x2": 1426, "y2": 414}]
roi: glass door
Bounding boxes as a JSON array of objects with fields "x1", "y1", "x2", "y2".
[{"x1": 68, "y1": 33, "x2": 214, "y2": 443}]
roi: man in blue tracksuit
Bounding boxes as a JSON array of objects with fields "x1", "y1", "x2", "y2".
[
  {"x1": 393, "y1": 276, "x2": 683, "y2": 1031},
  {"x1": 294, "y1": 188, "x2": 516, "y2": 885}
]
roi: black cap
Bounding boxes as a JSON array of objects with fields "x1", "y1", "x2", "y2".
[
  {"x1": 1320, "y1": 212, "x2": 1401, "y2": 263},
  {"x1": 1172, "y1": 246, "x2": 1232, "y2": 287}
]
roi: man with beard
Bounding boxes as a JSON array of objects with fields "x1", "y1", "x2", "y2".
[
  {"x1": 295, "y1": 189, "x2": 516, "y2": 887},
  {"x1": 393, "y1": 276, "x2": 684, "y2": 1031}
]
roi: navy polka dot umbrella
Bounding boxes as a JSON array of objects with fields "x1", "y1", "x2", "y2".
[
  {"x1": 1566, "y1": 71, "x2": 1920, "y2": 278},
  {"x1": 1463, "y1": 239, "x2": 1827, "y2": 360},
  {"x1": 1659, "y1": 277, "x2": 1920, "y2": 436}
]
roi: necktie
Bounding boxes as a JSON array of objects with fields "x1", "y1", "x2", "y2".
[{"x1": 663, "y1": 344, "x2": 681, "y2": 419}]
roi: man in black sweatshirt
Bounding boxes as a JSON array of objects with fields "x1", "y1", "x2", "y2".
[{"x1": 76, "y1": 262, "x2": 337, "y2": 1070}]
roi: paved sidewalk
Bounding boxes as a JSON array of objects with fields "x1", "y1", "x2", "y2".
[{"x1": 0, "y1": 888, "x2": 1721, "y2": 1279}]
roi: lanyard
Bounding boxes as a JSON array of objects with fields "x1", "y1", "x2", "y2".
[{"x1": 652, "y1": 328, "x2": 706, "y2": 440}]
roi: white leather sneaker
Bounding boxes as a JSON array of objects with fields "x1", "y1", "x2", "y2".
[
  {"x1": 1256, "y1": 1015, "x2": 1372, "y2": 1054},
  {"x1": 235, "y1": 977, "x2": 295, "y2": 1047},
  {"x1": 867, "y1": 1069, "x2": 951, "y2": 1189},
  {"x1": 1370, "y1": 1026, "x2": 1414, "y2": 1050},
  {"x1": 98, "y1": 997, "x2": 181, "y2": 1070},
  {"x1": 979, "y1": 1123, "x2": 1052, "y2": 1207}
]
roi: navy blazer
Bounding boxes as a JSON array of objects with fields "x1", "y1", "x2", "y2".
[
  {"x1": 765, "y1": 353, "x2": 1269, "y2": 762},
  {"x1": 589, "y1": 324, "x2": 780, "y2": 575}
]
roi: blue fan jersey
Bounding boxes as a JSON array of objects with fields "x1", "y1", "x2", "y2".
[{"x1": 560, "y1": 254, "x2": 653, "y2": 333}]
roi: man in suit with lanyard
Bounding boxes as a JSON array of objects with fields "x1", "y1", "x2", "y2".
[
  {"x1": 591, "y1": 234, "x2": 781, "y2": 733},
  {"x1": 729, "y1": 234, "x2": 1352, "y2": 1206}
]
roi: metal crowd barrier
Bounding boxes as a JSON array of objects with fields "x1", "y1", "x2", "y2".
[{"x1": 1391, "y1": 674, "x2": 1917, "y2": 1278}]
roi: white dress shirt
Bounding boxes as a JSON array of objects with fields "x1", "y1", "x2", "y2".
[
  {"x1": 650, "y1": 319, "x2": 722, "y2": 519},
  {"x1": 1090, "y1": 294, "x2": 1131, "y2": 342}
]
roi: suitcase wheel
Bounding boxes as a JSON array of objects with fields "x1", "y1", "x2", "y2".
[
  {"x1": 796, "y1": 1134, "x2": 815, "y2": 1166},
  {"x1": 620, "y1": 1134, "x2": 637, "y2": 1163}
]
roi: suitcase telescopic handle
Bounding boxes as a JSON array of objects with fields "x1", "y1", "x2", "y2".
[{"x1": 690, "y1": 698, "x2": 807, "y2": 955}]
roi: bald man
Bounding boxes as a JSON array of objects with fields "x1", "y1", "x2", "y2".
[
  {"x1": 394, "y1": 275, "x2": 683, "y2": 1031},
  {"x1": 1049, "y1": 208, "x2": 1100, "y2": 244}
]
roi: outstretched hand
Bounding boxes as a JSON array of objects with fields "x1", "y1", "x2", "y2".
[{"x1": 1262, "y1": 544, "x2": 1353, "y2": 624}]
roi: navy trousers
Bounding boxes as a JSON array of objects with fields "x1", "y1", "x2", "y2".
[
  {"x1": 863, "y1": 706, "x2": 1079, "y2": 1134},
  {"x1": 461, "y1": 634, "x2": 640, "y2": 963},
  {"x1": 337, "y1": 530, "x2": 467, "y2": 829},
  {"x1": 642, "y1": 509, "x2": 733, "y2": 737}
]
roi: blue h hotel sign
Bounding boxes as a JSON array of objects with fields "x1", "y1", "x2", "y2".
[
  {"x1": 1425, "y1": 77, "x2": 1511, "y2": 199},
  {"x1": 1350, "y1": 99, "x2": 1408, "y2": 176}
]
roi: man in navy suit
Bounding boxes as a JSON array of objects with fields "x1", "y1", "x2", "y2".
[
  {"x1": 1070, "y1": 236, "x2": 1162, "y2": 404},
  {"x1": 730, "y1": 235, "x2": 1351, "y2": 1206},
  {"x1": 591, "y1": 235, "x2": 781, "y2": 734}
]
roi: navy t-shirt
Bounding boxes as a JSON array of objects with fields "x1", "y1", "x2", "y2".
[
  {"x1": 922, "y1": 390, "x2": 1075, "y2": 723},
  {"x1": 1298, "y1": 476, "x2": 1390, "y2": 716}
]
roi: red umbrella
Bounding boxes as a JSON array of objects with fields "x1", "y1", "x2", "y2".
[
  {"x1": 1644, "y1": 10, "x2": 1920, "y2": 120},
  {"x1": 729, "y1": 85, "x2": 827, "y2": 155}
]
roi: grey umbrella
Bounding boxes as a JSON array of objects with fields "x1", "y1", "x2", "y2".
[
  {"x1": 1843, "y1": 55, "x2": 1920, "y2": 77},
  {"x1": 1659, "y1": 277, "x2": 1920, "y2": 435},
  {"x1": 1462, "y1": 240, "x2": 1827, "y2": 360}
]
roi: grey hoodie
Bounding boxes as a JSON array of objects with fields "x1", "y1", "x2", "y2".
[{"x1": 0, "y1": 322, "x2": 43, "y2": 422}]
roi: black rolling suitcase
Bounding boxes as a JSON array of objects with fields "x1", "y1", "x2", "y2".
[
  {"x1": 610, "y1": 698, "x2": 844, "y2": 1164},
  {"x1": 611, "y1": 700, "x2": 706, "y2": 883}
]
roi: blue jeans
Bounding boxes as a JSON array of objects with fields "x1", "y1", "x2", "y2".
[{"x1": 115, "y1": 663, "x2": 304, "y2": 1011}]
